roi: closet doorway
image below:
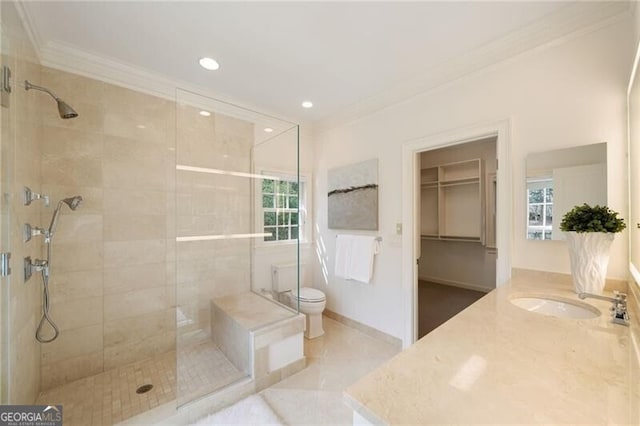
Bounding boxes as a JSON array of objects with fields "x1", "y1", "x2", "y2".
[{"x1": 417, "y1": 137, "x2": 497, "y2": 338}]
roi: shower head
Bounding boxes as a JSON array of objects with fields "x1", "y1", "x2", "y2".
[
  {"x1": 61, "y1": 196, "x2": 83, "y2": 211},
  {"x1": 56, "y1": 100, "x2": 78, "y2": 120},
  {"x1": 48, "y1": 195, "x2": 83, "y2": 238},
  {"x1": 25, "y1": 80, "x2": 79, "y2": 119}
]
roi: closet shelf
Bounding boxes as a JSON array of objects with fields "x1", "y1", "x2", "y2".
[
  {"x1": 420, "y1": 158, "x2": 483, "y2": 245},
  {"x1": 439, "y1": 235, "x2": 482, "y2": 242},
  {"x1": 420, "y1": 234, "x2": 439, "y2": 240}
]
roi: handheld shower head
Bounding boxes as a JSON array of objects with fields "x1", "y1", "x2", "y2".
[
  {"x1": 62, "y1": 196, "x2": 83, "y2": 211},
  {"x1": 48, "y1": 195, "x2": 83, "y2": 238},
  {"x1": 25, "y1": 80, "x2": 79, "y2": 119}
]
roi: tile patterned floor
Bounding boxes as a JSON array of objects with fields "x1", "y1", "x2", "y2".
[
  {"x1": 36, "y1": 333, "x2": 244, "y2": 426},
  {"x1": 177, "y1": 331, "x2": 247, "y2": 406},
  {"x1": 36, "y1": 317, "x2": 400, "y2": 426},
  {"x1": 36, "y1": 352, "x2": 175, "y2": 425}
]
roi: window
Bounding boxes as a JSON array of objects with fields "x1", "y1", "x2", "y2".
[
  {"x1": 527, "y1": 178, "x2": 553, "y2": 240},
  {"x1": 261, "y1": 174, "x2": 305, "y2": 243}
]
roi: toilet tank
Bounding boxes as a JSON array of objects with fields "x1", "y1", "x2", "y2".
[{"x1": 271, "y1": 263, "x2": 306, "y2": 293}]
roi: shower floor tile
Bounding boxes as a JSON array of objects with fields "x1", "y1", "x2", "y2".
[
  {"x1": 35, "y1": 336, "x2": 244, "y2": 426},
  {"x1": 177, "y1": 330, "x2": 247, "y2": 406}
]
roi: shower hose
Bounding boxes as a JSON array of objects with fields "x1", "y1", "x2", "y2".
[{"x1": 36, "y1": 242, "x2": 59, "y2": 343}]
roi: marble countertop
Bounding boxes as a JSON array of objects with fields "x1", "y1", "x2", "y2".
[{"x1": 344, "y1": 270, "x2": 640, "y2": 425}]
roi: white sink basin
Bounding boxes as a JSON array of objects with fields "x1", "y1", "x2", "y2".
[{"x1": 510, "y1": 296, "x2": 600, "y2": 319}]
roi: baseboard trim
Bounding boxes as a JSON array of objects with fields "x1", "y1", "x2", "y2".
[
  {"x1": 418, "y1": 276, "x2": 493, "y2": 293},
  {"x1": 323, "y1": 310, "x2": 402, "y2": 350}
]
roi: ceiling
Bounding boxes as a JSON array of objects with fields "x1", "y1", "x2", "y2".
[{"x1": 20, "y1": 1, "x2": 629, "y2": 124}]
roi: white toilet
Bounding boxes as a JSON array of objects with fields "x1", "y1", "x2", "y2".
[{"x1": 271, "y1": 263, "x2": 326, "y2": 339}]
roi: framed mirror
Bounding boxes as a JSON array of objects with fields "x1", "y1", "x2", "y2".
[{"x1": 525, "y1": 143, "x2": 607, "y2": 241}]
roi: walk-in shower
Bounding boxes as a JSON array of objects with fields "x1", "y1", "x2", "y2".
[
  {"x1": 1, "y1": 4, "x2": 301, "y2": 419},
  {"x1": 24, "y1": 80, "x2": 78, "y2": 119}
]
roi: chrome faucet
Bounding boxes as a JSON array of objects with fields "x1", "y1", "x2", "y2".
[{"x1": 578, "y1": 291, "x2": 629, "y2": 326}]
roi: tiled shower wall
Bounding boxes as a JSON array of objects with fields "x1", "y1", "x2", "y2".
[
  {"x1": 2, "y1": 1, "x2": 44, "y2": 404},
  {"x1": 38, "y1": 68, "x2": 177, "y2": 391}
]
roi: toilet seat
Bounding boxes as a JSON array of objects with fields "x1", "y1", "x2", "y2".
[{"x1": 293, "y1": 287, "x2": 326, "y2": 303}]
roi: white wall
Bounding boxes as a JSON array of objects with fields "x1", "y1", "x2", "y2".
[{"x1": 312, "y1": 20, "x2": 634, "y2": 340}]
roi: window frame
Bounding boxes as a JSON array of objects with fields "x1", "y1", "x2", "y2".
[
  {"x1": 526, "y1": 177, "x2": 553, "y2": 240},
  {"x1": 255, "y1": 170, "x2": 311, "y2": 247}
]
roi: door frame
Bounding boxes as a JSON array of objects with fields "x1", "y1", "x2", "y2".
[{"x1": 401, "y1": 119, "x2": 512, "y2": 348}]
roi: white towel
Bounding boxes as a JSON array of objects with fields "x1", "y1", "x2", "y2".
[
  {"x1": 334, "y1": 234, "x2": 353, "y2": 279},
  {"x1": 347, "y1": 235, "x2": 380, "y2": 283}
]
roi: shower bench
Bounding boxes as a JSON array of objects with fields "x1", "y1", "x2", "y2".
[{"x1": 211, "y1": 291, "x2": 306, "y2": 390}]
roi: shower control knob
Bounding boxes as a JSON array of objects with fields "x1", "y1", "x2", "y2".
[
  {"x1": 23, "y1": 186, "x2": 49, "y2": 207},
  {"x1": 23, "y1": 223, "x2": 47, "y2": 243}
]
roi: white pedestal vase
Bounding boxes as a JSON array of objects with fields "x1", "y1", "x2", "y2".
[{"x1": 564, "y1": 231, "x2": 614, "y2": 294}]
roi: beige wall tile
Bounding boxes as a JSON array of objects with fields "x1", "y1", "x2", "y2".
[
  {"x1": 10, "y1": 314, "x2": 41, "y2": 404},
  {"x1": 103, "y1": 263, "x2": 166, "y2": 295},
  {"x1": 49, "y1": 269, "x2": 103, "y2": 304},
  {"x1": 166, "y1": 284, "x2": 177, "y2": 309},
  {"x1": 104, "y1": 214, "x2": 166, "y2": 241},
  {"x1": 41, "y1": 125, "x2": 103, "y2": 159},
  {"x1": 42, "y1": 156, "x2": 103, "y2": 187},
  {"x1": 10, "y1": 269, "x2": 41, "y2": 334},
  {"x1": 49, "y1": 241, "x2": 104, "y2": 274},
  {"x1": 40, "y1": 351, "x2": 103, "y2": 391},
  {"x1": 51, "y1": 296, "x2": 103, "y2": 331},
  {"x1": 103, "y1": 136, "x2": 167, "y2": 190},
  {"x1": 103, "y1": 330, "x2": 175, "y2": 370},
  {"x1": 41, "y1": 324, "x2": 103, "y2": 365},
  {"x1": 103, "y1": 239, "x2": 166, "y2": 268},
  {"x1": 104, "y1": 308, "x2": 174, "y2": 348},
  {"x1": 41, "y1": 66, "x2": 106, "y2": 106},
  {"x1": 104, "y1": 188, "x2": 167, "y2": 215},
  {"x1": 15, "y1": 124, "x2": 42, "y2": 184},
  {"x1": 102, "y1": 84, "x2": 174, "y2": 146},
  {"x1": 104, "y1": 286, "x2": 169, "y2": 321},
  {"x1": 49, "y1": 214, "x2": 102, "y2": 243},
  {"x1": 41, "y1": 100, "x2": 105, "y2": 134}
]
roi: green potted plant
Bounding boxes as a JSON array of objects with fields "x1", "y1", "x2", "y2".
[{"x1": 560, "y1": 204, "x2": 626, "y2": 294}]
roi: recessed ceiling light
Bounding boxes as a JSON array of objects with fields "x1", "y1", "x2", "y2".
[
  {"x1": 301, "y1": 101, "x2": 313, "y2": 109},
  {"x1": 264, "y1": 127, "x2": 274, "y2": 133},
  {"x1": 199, "y1": 110, "x2": 211, "y2": 117},
  {"x1": 136, "y1": 124, "x2": 146, "y2": 129},
  {"x1": 199, "y1": 57, "x2": 220, "y2": 71}
]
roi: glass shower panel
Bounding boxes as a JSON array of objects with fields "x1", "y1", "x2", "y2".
[
  {"x1": 0, "y1": 3, "x2": 11, "y2": 402},
  {"x1": 251, "y1": 126, "x2": 301, "y2": 312},
  {"x1": 174, "y1": 89, "x2": 299, "y2": 407}
]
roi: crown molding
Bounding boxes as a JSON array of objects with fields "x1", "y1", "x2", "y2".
[
  {"x1": 12, "y1": 1, "x2": 43, "y2": 62},
  {"x1": 39, "y1": 40, "x2": 306, "y2": 128},
  {"x1": 15, "y1": 1, "x2": 630, "y2": 136},
  {"x1": 313, "y1": 1, "x2": 632, "y2": 134}
]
